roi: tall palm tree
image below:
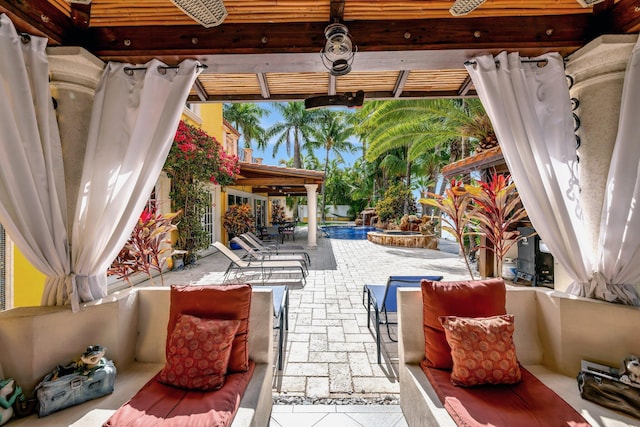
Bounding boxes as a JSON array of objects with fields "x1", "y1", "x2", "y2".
[
  {"x1": 307, "y1": 110, "x2": 357, "y2": 220},
  {"x1": 223, "y1": 103, "x2": 269, "y2": 151},
  {"x1": 267, "y1": 102, "x2": 319, "y2": 169}
]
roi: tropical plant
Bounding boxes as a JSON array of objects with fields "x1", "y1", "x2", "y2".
[
  {"x1": 223, "y1": 204, "x2": 255, "y2": 238},
  {"x1": 223, "y1": 103, "x2": 270, "y2": 150},
  {"x1": 465, "y1": 174, "x2": 527, "y2": 278},
  {"x1": 164, "y1": 120, "x2": 240, "y2": 261},
  {"x1": 108, "y1": 209, "x2": 179, "y2": 286},
  {"x1": 375, "y1": 182, "x2": 416, "y2": 223},
  {"x1": 419, "y1": 179, "x2": 476, "y2": 279},
  {"x1": 267, "y1": 102, "x2": 319, "y2": 169}
]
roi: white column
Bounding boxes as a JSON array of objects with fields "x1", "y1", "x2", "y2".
[
  {"x1": 305, "y1": 184, "x2": 318, "y2": 248},
  {"x1": 47, "y1": 47, "x2": 104, "y2": 235}
]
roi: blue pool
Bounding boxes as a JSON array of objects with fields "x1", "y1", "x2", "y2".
[{"x1": 321, "y1": 226, "x2": 376, "y2": 240}]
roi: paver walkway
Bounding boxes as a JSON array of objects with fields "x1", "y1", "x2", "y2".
[{"x1": 155, "y1": 228, "x2": 473, "y2": 426}]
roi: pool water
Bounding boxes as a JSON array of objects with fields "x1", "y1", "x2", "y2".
[{"x1": 322, "y1": 226, "x2": 376, "y2": 240}]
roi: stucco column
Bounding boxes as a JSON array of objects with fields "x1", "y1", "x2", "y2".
[
  {"x1": 554, "y1": 35, "x2": 637, "y2": 290},
  {"x1": 305, "y1": 184, "x2": 318, "y2": 248},
  {"x1": 47, "y1": 47, "x2": 105, "y2": 235}
]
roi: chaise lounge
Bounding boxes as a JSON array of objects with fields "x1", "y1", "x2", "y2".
[
  {"x1": 397, "y1": 280, "x2": 640, "y2": 427},
  {"x1": 0, "y1": 285, "x2": 274, "y2": 427}
]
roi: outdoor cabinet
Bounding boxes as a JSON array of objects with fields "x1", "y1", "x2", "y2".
[{"x1": 516, "y1": 227, "x2": 554, "y2": 288}]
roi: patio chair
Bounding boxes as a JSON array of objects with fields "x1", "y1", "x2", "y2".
[
  {"x1": 231, "y1": 237, "x2": 309, "y2": 274},
  {"x1": 364, "y1": 275, "x2": 443, "y2": 364},
  {"x1": 278, "y1": 221, "x2": 296, "y2": 243},
  {"x1": 240, "y1": 233, "x2": 310, "y2": 265},
  {"x1": 213, "y1": 242, "x2": 306, "y2": 286}
]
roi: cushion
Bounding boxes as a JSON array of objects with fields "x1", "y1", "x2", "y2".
[
  {"x1": 440, "y1": 314, "x2": 521, "y2": 386},
  {"x1": 158, "y1": 314, "x2": 240, "y2": 391},
  {"x1": 421, "y1": 365, "x2": 590, "y2": 427},
  {"x1": 421, "y1": 278, "x2": 506, "y2": 369},
  {"x1": 104, "y1": 362, "x2": 256, "y2": 427},
  {"x1": 168, "y1": 284, "x2": 252, "y2": 373}
]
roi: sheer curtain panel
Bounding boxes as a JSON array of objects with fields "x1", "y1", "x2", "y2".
[
  {"x1": 62, "y1": 60, "x2": 201, "y2": 310},
  {"x1": 465, "y1": 52, "x2": 593, "y2": 296},
  {"x1": 0, "y1": 14, "x2": 71, "y2": 304},
  {"x1": 592, "y1": 37, "x2": 640, "y2": 305}
]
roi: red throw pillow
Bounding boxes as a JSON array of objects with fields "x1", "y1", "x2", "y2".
[
  {"x1": 439, "y1": 314, "x2": 521, "y2": 387},
  {"x1": 421, "y1": 278, "x2": 506, "y2": 369},
  {"x1": 168, "y1": 284, "x2": 252, "y2": 373},
  {"x1": 158, "y1": 314, "x2": 240, "y2": 390}
]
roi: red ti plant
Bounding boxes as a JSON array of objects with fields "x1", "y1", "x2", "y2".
[
  {"x1": 419, "y1": 179, "x2": 476, "y2": 279},
  {"x1": 465, "y1": 174, "x2": 528, "y2": 278},
  {"x1": 108, "y1": 209, "x2": 180, "y2": 286}
]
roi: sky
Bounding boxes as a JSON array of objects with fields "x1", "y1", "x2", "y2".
[{"x1": 242, "y1": 103, "x2": 362, "y2": 169}]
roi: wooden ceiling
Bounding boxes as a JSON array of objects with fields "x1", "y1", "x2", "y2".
[{"x1": 1, "y1": 0, "x2": 639, "y2": 103}]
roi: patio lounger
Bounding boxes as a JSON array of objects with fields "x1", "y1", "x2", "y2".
[
  {"x1": 231, "y1": 237, "x2": 309, "y2": 274},
  {"x1": 213, "y1": 242, "x2": 306, "y2": 286},
  {"x1": 241, "y1": 233, "x2": 310, "y2": 265},
  {"x1": 245, "y1": 231, "x2": 306, "y2": 251},
  {"x1": 364, "y1": 275, "x2": 443, "y2": 364}
]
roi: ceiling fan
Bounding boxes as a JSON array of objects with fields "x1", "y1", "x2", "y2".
[
  {"x1": 449, "y1": 0, "x2": 605, "y2": 16},
  {"x1": 304, "y1": 91, "x2": 365, "y2": 110}
]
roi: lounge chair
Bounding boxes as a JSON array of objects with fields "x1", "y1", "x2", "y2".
[
  {"x1": 245, "y1": 231, "x2": 305, "y2": 251},
  {"x1": 231, "y1": 237, "x2": 309, "y2": 274},
  {"x1": 240, "y1": 233, "x2": 310, "y2": 265},
  {"x1": 213, "y1": 241, "x2": 306, "y2": 286},
  {"x1": 364, "y1": 275, "x2": 443, "y2": 364}
]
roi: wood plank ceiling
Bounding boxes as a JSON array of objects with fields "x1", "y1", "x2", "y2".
[{"x1": 1, "y1": 0, "x2": 639, "y2": 103}]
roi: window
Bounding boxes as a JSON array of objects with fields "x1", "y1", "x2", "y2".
[{"x1": 202, "y1": 191, "x2": 214, "y2": 248}]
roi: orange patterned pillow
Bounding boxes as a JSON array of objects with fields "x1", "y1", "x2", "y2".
[
  {"x1": 159, "y1": 314, "x2": 240, "y2": 391},
  {"x1": 439, "y1": 314, "x2": 521, "y2": 387}
]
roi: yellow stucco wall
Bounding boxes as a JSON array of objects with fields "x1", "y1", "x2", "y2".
[
  {"x1": 13, "y1": 245, "x2": 45, "y2": 307},
  {"x1": 199, "y1": 104, "x2": 224, "y2": 143}
]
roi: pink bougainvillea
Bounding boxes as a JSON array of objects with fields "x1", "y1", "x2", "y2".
[{"x1": 164, "y1": 120, "x2": 239, "y2": 186}]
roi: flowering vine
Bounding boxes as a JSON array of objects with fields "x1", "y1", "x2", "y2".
[{"x1": 163, "y1": 120, "x2": 240, "y2": 261}]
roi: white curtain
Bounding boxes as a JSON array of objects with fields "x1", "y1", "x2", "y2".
[
  {"x1": 0, "y1": 13, "x2": 201, "y2": 310},
  {"x1": 465, "y1": 52, "x2": 592, "y2": 293},
  {"x1": 0, "y1": 14, "x2": 71, "y2": 300},
  {"x1": 58, "y1": 60, "x2": 201, "y2": 310},
  {"x1": 467, "y1": 50, "x2": 640, "y2": 306},
  {"x1": 591, "y1": 37, "x2": 640, "y2": 304}
]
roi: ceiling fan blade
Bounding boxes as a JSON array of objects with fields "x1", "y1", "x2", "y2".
[{"x1": 449, "y1": 0, "x2": 488, "y2": 16}]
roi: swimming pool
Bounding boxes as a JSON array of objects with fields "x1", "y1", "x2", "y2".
[{"x1": 321, "y1": 225, "x2": 376, "y2": 240}]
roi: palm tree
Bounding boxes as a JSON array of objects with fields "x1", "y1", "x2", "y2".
[
  {"x1": 307, "y1": 110, "x2": 357, "y2": 220},
  {"x1": 223, "y1": 103, "x2": 269, "y2": 151},
  {"x1": 360, "y1": 98, "x2": 493, "y2": 215},
  {"x1": 267, "y1": 102, "x2": 319, "y2": 169}
]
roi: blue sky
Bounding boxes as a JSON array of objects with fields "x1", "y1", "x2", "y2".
[{"x1": 243, "y1": 103, "x2": 362, "y2": 168}]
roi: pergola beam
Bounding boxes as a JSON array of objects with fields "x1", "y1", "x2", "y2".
[{"x1": 256, "y1": 72, "x2": 271, "y2": 99}]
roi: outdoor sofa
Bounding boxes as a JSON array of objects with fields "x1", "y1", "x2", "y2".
[
  {"x1": 0, "y1": 285, "x2": 274, "y2": 426},
  {"x1": 398, "y1": 282, "x2": 640, "y2": 427}
]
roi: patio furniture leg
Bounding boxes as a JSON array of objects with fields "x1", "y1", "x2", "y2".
[{"x1": 375, "y1": 305, "x2": 382, "y2": 364}]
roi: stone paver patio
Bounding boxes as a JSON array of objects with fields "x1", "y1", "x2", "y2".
[{"x1": 155, "y1": 227, "x2": 473, "y2": 426}]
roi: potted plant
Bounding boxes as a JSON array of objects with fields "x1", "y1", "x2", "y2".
[
  {"x1": 419, "y1": 174, "x2": 527, "y2": 280},
  {"x1": 465, "y1": 173, "x2": 528, "y2": 280},
  {"x1": 224, "y1": 204, "x2": 255, "y2": 246}
]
